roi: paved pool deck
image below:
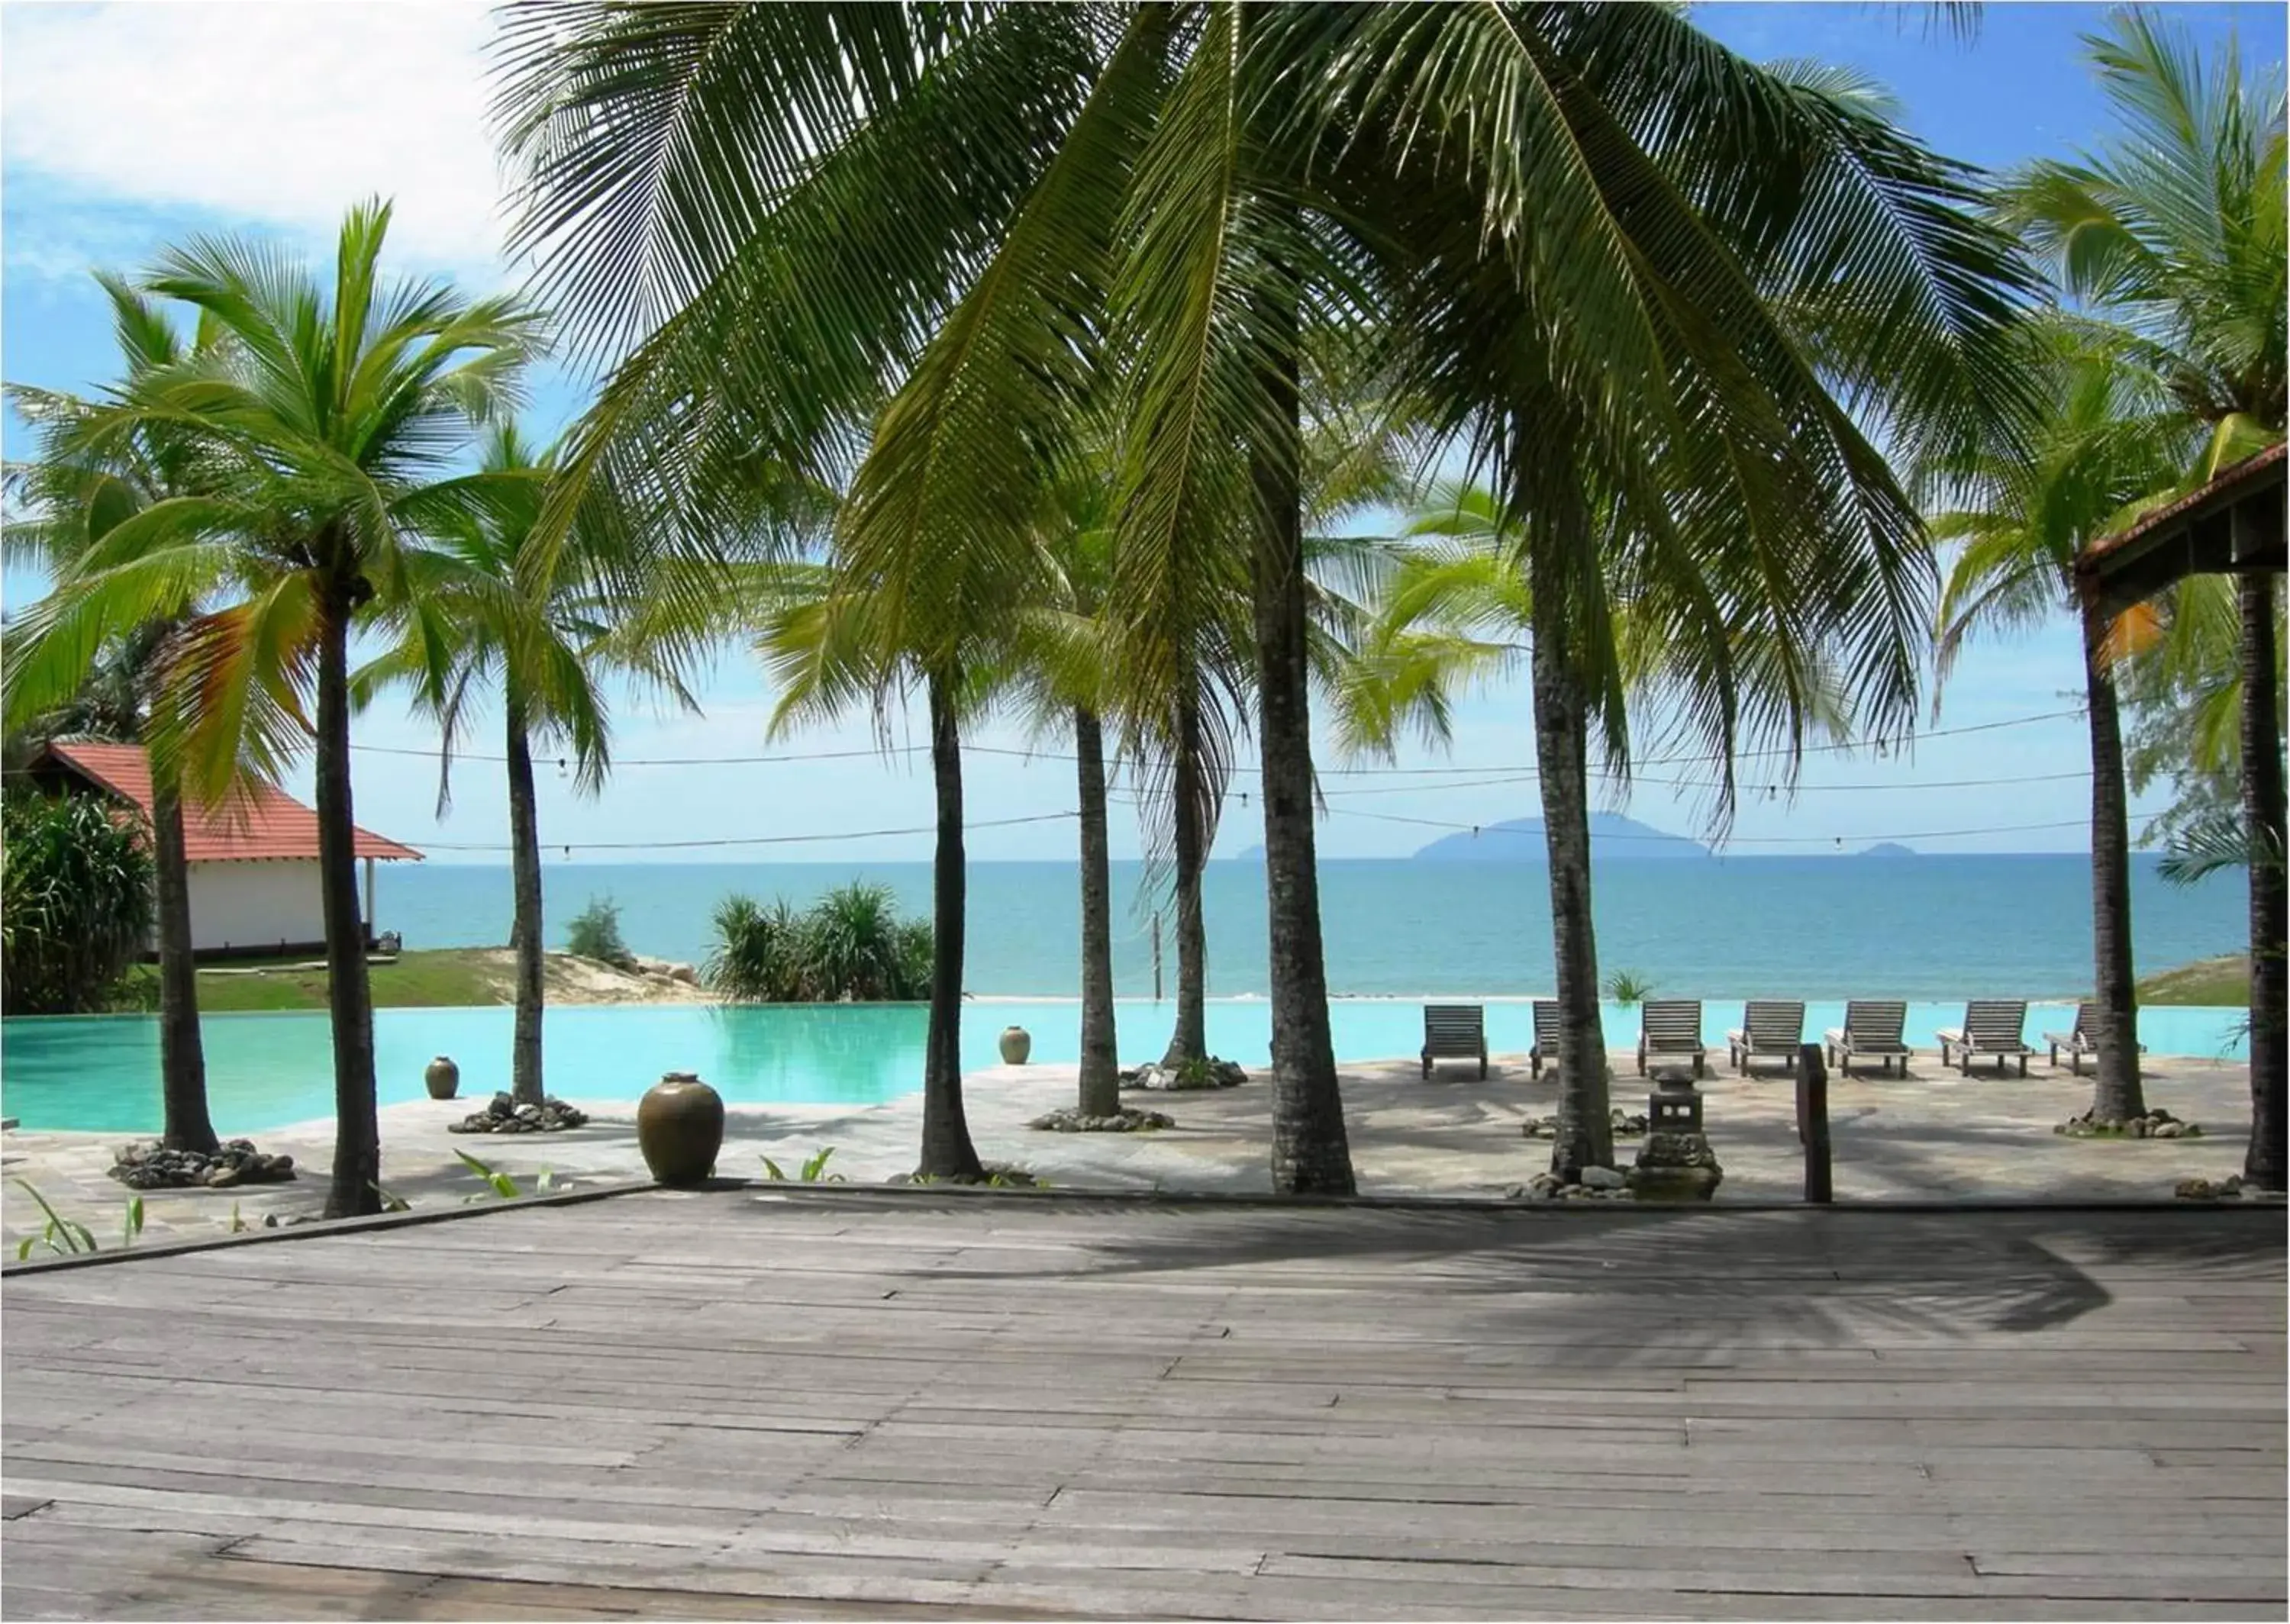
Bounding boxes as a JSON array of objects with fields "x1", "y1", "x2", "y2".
[{"x1": 2, "y1": 1049, "x2": 2271, "y2": 1252}]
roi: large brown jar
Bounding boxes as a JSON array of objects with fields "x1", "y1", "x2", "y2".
[{"x1": 637, "y1": 1072, "x2": 724, "y2": 1186}]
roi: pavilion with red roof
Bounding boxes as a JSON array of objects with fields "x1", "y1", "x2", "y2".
[{"x1": 23, "y1": 740, "x2": 423, "y2": 960}]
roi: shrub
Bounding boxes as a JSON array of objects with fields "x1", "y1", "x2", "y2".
[
  {"x1": 564, "y1": 895, "x2": 633, "y2": 967},
  {"x1": 705, "y1": 894, "x2": 809, "y2": 1001},
  {"x1": 893, "y1": 917, "x2": 935, "y2": 999},
  {"x1": 804, "y1": 881, "x2": 908, "y2": 1000},
  {"x1": 1, "y1": 789, "x2": 154, "y2": 1014},
  {"x1": 1605, "y1": 968, "x2": 1654, "y2": 1006},
  {"x1": 705, "y1": 882, "x2": 933, "y2": 1002}
]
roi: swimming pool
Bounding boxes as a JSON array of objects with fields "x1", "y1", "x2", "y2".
[{"x1": 0, "y1": 998, "x2": 2252, "y2": 1136}]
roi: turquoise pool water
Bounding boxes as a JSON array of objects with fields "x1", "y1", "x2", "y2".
[{"x1": 0, "y1": 999, "x2": 2251, "y2": 1136}]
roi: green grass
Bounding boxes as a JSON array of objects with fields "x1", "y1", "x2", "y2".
[
  {"x1": 2136, "y1": 954, "x2": 2250, "y2": 1007},
  {"x1": 119, "y1": 948, "x2": 514, "y2": 1013}
]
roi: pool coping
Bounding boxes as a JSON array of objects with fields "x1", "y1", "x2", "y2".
[{"x1": 4, "y1": 1176, "x2": 2279, "y2": 1278}]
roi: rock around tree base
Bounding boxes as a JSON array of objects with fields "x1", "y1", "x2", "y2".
[
  {"x1": 1629, "y1": 1129, "x2": 1724, "y2": 1202},
  {"x1": 449, "y1": 1093, "x2": 592, "y2": 1134},
  {"x1": 1028, "y1": 1107, "x2": 1176, "y2": 1133},
  {"x1": 1121, "y1": 1058, "x2": 1246, "y2": 1091},
  {"x1": 2171, "y1": 1172, "x2": 2281, "y2": 1200},
  {"x1": 1508, "y1": 1167, "x2": 1634, "y2": 1201},
  {"x1": 1522, "y1": 1109, "x2": 1649, "y2": 1140},
  {"x1": 108, "y1": 1139, "x2": 295, "y2": 1191},
  {"x1": 2058, "y1": 1107, "x2": 2201, "y2": 1139}
]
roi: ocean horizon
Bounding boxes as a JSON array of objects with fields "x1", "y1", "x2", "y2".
[{"x1": 373, "y1": 854, "x2": 2245, "y2": 1004}]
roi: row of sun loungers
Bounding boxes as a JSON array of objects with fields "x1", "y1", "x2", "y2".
[{"x1": 1423, "y1": 1000, "x2": 2129, "y2": 1079}]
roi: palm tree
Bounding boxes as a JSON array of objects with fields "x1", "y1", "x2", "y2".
[
  {"x1": 3, "y1": 202, "x2": 542, "y2": 1215},
  {"x1": 1002, "y1": 457, "x2": 1126, "y2": 1118},
  {"x1": 1999, "y1": 10, "x2": 2286, "y2": 1186},
  {"x1": 353, "y1": 422, "x2": 693, "y2": 1107},
  {"x1": 759, "y1": 546, "x2": 1024, "y2": 1180},
  {"x1": 1358, "y1": 478, "x2": 1861, "y2": 1168},
  {"x1": 5, "y1": 275, "x2": 242, "y2": 1156},
  {"x1": 1930, "y1": 327, "x2": 2198, "y2": 1124},
  {"x1": 495, "y1": 2, "x2": 2026, "y2": 1194}
]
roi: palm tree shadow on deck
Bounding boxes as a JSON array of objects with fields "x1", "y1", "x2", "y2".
[{"x1": 827, "y1": 1196, "x2": 2283, "y2": 1365}]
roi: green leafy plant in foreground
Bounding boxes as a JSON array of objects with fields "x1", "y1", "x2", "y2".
[
  {"x1": 762, "y1": 1146, "x2": 846, "y2": 1184},
  {"x1": 11, "y1": 1179, "x2": 140, "y2": 1260},
  {"x1": 454, "y1": 1149, "x2": 559, "y2": 1203}
]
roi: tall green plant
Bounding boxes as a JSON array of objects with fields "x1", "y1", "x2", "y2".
[
  {"x1": 1928, "y1": 324, "x2": 2197, "y2": 1123},
  {"x1": 354, "y1": 420, "x2": 693, "y2": 1104},
  {"x1": 5, "y1": 274, "x2": 237, "y2": 1153},
  {"x1": 2, "y1": 201, "x2": 543, "y2": 1216},
  {"x1": 2000, "y1": 9, "x2": 2286, "y2": 1186},
  {"x1": 0, "y1": 789, "x2": 154, "y2": 1014}
]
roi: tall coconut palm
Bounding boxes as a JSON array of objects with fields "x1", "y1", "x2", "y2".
[
  {"x1": 353, "y1": 422, "x2": 695, "y2": 1107},
  {"x1": 1999, "y1": 10, "x2": 2286, "y2": 1186},
  {"x1": 757, "y1": 547, "x2": 1025, "y2": 1180},
  {"x1": 495, "y1": 2, "x2": 2026, "y2": 1193},
  {"x1": 5, "y1": 276, "x2": 244, "y2": 1156},
  {"x1": 2, "y1": 202, "x2": 543, "y2": 1216},
  {"x1": 1001, "y1": 456, "x2": 1127, "y2": 1118},
  {"x1": 1359, "y1": 476, "x2": 1861, "y2": 1168},
  {"x1": 1930, "y1": 325, "x2": 2198, "y2": 1125}
]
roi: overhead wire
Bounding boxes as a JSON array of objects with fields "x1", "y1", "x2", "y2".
[{"x1": 354, "y1": 702, "x2": 2125, "y2": 857}]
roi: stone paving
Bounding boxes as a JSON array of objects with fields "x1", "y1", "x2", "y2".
[{"x1": 1, "y1": 1048, "x2": 2269, "y2": 1253}]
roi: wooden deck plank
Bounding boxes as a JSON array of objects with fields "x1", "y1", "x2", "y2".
[{"x1": 3, "y1": 1196, "x2": 2281, "y2": 1620}]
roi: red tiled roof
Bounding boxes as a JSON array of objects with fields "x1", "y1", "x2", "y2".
[{"x1": 30, "y1": 741, "x2": 423, "y2": 864}]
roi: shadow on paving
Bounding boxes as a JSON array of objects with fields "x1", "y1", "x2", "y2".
[{"x1": 737, "y1": 1194, "x2": 2284, "y2": 1364}]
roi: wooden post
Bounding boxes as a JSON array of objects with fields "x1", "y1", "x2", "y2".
[
  {"x1": 363, "y1": 857, "x2": 376, "y2": 949},
  {"x1": 1152, "y1": 910, "x2": 1163, "y2": 1003},
  {"x1": 1798, "y1": 1042, "x2": 1832, "y2": 1204}
]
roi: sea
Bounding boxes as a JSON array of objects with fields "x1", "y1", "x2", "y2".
[{"x1": 378, "y1": 855, "x2": 2245, "y2": 1002}]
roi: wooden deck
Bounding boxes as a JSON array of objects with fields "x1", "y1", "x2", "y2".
[{"x1": 3, "y1": 1192, "x2": 2284, "y2": 1621}]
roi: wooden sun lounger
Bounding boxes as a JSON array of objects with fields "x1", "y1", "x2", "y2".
[
  {"x1": 1823, "y1": 1000, "x2": 1911, "y2": 1075},
  {"x1": 1937, "y1": 999, "x2": 2035, "y2": 1076},
  {"x1": 1637, "y1": 999, "x2": 1706, "y2": 1078},
  {"x1": 1727, "y1": 1000, "x2": 1806, "y2": 1076},
  {"x1": 1527, "y1": 1000, "x2": 1562, "y2": 1077},
  {"x1": 1421, "y1": 1004, "x2": 1488, "y2": 1080},
  {"x1": 2043, "y1": 1001, "x2": 2148, "y2": 1075}
]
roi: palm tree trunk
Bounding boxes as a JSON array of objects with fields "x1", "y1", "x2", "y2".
[
  {"x1": 2239, "y1": 572, "x2": 2286, "y2": 1190},
  {"x1": 1252, "y1": 269, "x2": 1354, "y2": 1198},
  {"x1": 505, "y1": 695, "x2": 547, "y2": 1107},
  {"x1": 1161, "y1": 683, "x2": 1208, "y2": 1067},
  {"x1": 920, "y1": 669, "x2": 985, "y2": 1180},
  {"x1": 1530, "y1": 582, "x2": 1615, "y2": 1181},
  {"x1": 2082, "y1": 598, "x2": 2144, "y2": 1121},
  {"x1": 315, "y1": 587, "x2": 382, "y2": 1218},
  {"x1": 149, "y1": 765, "x2": 218, "y2": 1155},
  {"x1": 1075, "y1": 705, "x2": 1121, "y2": 1118}
]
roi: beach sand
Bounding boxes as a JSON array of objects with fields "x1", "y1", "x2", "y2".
[{"x1": 2, "y1": 1049, "x2": 2268, "y2": 1251}]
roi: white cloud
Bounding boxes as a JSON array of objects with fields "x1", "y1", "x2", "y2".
[{"x1": 2, "y1": 2, "x2": 508, "y2": 276}]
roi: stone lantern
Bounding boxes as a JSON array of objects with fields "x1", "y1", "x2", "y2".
[
  {"x1": 1629, "y1": 1065, "x2": 1722, "y2": 1201},
  {"x1": 1648, "y1": 1068, "x2": 1704, "y2": 1134}
]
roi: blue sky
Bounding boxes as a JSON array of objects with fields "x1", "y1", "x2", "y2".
[{"x1": 2, "y1": 2, "x2": 2279, "y2": 865}]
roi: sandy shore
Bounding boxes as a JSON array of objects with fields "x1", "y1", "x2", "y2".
[{"x1": 2, "y1": 1049, "x2": 2268, "y2": 1252}]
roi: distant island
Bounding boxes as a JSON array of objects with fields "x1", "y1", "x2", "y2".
[
  {"x1": 1858, "y1": 842, "x2": 1918, "y2": 858},
  {"x1": 1412, "y1": 812, "x2": 1708, "y2": 862},
  {"x1": 1230, "y1": 844, "x2": 1266, "y2": 862}
]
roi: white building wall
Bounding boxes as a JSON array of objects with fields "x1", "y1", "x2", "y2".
[{"x1": 185, "y1": 860, "x2": 329, "y2": 954}]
